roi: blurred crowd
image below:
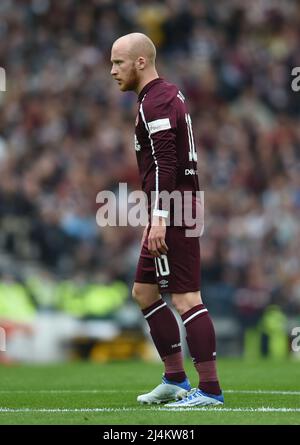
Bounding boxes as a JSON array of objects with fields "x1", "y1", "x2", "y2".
[{"x1": 0, "y1": 0, "x2": 300, "y2": 322}]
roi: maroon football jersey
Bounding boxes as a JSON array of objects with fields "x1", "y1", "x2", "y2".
[{"x1": 135, "y1": 77, "x2": 200, "y2": 226}]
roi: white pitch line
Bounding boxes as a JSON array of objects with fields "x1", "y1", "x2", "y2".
[
  {"x1": 0, "y1": 390, "x2": 138, "y2": 394},
  {"x1": 0, "y1": 407, "x2": 300, "y2": 413},
  {"x1": 158, "y1": 407, "x2": 300, "y2": 413},
  {"x1": 225, "y1": 390, "x2": 300, "y2": 396}
]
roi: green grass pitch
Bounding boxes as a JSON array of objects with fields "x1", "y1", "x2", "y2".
[{"x1": 0, "y1": 358, "x2": 299, "y2": 425}]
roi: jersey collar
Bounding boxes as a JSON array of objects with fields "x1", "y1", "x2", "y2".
[{"x1": 138, "y1": 77, "x2": 164, "y2": 102}]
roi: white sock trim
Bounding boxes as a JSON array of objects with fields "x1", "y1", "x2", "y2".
[
  {"x1": 144, "y1": 302, "x2": 167, "y2": 319},
  {"x1": 183, "y1": 308, "x2": 208, "y2": 325}
]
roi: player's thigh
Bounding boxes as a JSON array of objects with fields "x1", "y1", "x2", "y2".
[
  {"x1": 134, "y1": 237, "x2": 160, "y2": 308},
  {"x1": 157, "y1": 227, "x2": 201, "y2": 295},
  {"x1": 132, "y1": 282, "x2": 160, "y2": 309},
  {"x1": 171, "y1": 290, "x2": 203, "y2": 315}
]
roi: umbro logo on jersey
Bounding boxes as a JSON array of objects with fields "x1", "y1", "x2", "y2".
[{"x1": 185, "y1": 169, "x2": 197, "y2": 175}]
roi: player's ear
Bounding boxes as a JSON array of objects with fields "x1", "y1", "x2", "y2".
[{"x1": 136, "y1": 57, "x2": 146, "y2": 70}]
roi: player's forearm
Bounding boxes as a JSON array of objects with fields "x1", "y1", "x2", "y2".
[
  {"x1": 151, "y1": 130, "x2": 177, "y2": 192},
  {"x1": 152, "y1": 160, "x2": 177, "y2": 218},
  {"x1": 157, "y1": 162, "x2": 177, "y2": 191}
]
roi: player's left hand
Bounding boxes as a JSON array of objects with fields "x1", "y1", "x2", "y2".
[{"x1": 148, "y1": 216, "x2": 168, "y2": 257}]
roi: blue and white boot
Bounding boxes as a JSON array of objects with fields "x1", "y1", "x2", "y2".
[{"x1": 165, "y1": 388, "x2": 224, "y2": 407}]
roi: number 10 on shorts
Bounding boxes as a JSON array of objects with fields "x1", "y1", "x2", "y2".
[{"x1": 154, "y1": 255, "x2": 170, "y2": 277}]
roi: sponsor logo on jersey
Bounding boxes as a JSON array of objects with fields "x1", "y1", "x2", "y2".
[
  {"x1": 148, "y1": 118, "x2": 171, "y2": 135},
  {"x1": 185, "y1": 168, "x2": 197, "y2": 175},
  {"x1": 171, "y1": 342, "x2": 181, "y2": 349}
]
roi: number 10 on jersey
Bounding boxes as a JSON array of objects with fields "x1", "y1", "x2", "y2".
[{"x1": 185, "y1": 113, "x2": 197, "y2": 162}]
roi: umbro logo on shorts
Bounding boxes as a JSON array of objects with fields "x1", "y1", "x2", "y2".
[{"x1": 159, "y1": 279, "x2": 168, "y2": 287}]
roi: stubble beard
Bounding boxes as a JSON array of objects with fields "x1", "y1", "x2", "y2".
[{"x1": 121, "y1": 64, "x2": 139, "y2": 92}]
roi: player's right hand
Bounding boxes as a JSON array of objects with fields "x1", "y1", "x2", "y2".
[{"x1": 147, "y1": 216, "x2": 168, "y2": 257}]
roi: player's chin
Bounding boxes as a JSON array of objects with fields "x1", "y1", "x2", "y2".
[{"x1": 119, "y1": 82, "x2": 128, "y2": 91}]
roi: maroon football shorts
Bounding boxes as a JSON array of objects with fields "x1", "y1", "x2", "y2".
[{"x1": 135, "y1": 225, "x2": 201, "y2": 294}]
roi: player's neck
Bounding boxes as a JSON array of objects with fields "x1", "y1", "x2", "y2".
[{"x1": 136, "y1": 71, "x2": 159, "y2": 95}]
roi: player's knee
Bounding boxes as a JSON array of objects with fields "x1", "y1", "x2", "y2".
[
  {"x1": 132, "y1": 283, "x2": 141, "y2": 302},
  {"x1": 132, "y1": 283, "x2": 160, "y2": 309},
  {"x1": 171, "y1": 296, "x2": 187, "y2": 315},
  {"x1": 132, "y1": 283, "x2": 149, "y2": 306},
  {"x1": 171, "y1": 291, "x2": 202, "y2": 315}
]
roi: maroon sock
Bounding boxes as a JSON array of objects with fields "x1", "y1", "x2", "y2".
[
  {"x1": 181, "y1": 304, "x2": 221, "y2": 395},
  {"x1": 163, "y1": 352, "x2": 186, "y2": 383},
  {"x1": 142, "y1": 299, "x2": 186, "y2": 383}
]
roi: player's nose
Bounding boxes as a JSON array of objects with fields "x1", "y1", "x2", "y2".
[{"x1": 111, "y1": 65, "x2": 117, "y2": 76}]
